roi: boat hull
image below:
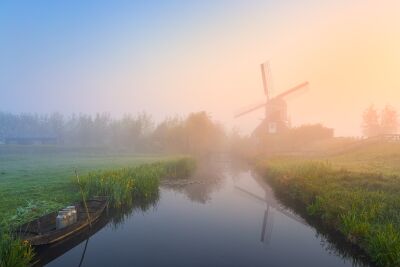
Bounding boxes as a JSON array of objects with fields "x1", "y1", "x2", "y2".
[{"x1": 14, "y1": 197, "x2": 108, "y2": 246}]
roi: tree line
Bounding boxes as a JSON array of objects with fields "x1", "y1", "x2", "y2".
[
  {"x1": 4, "y1": 104, "x2": 390, "y2": 156},
  {"x1": 362, "y1": 105, "x2": 398, "y2": 137},
  {"x1": 0, "y1": 111, "x2": 225, "y2": 156}
]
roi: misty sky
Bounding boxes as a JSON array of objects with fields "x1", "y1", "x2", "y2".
[{"x1": 1, "y1": 0, "x2": 400, "y2": 136}]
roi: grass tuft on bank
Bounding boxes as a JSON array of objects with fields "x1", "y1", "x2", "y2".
[
  {"x1": 257, "y1": 157, "x2": 400, "y2": 267},
  {"x1": 79, "y1": 157, "x2": 196, "y2": 207},
  {"x1": 0, "y1": 231, "x2": 34, "y2": 267}
]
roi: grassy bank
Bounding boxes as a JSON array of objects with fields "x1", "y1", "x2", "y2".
[
  {"x1": 79, "y1": 158, "x2": 197, "y2": 208},
  {"x1": 0, "y1": 145, "x2": 172, "y2": 226},
  {"x1": 0, "y1": 232, "x2": 34, "y2": 267},
  {"x1": 256, "y1": 143, "x2": 400, "y2": 267},
  {"x1": 0, "y1": 145, "x2": 196, "y2": 266}
]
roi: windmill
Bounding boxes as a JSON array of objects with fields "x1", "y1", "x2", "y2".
[{"x1": 235, "y1": 62, "x2": 309, "y2": 135}]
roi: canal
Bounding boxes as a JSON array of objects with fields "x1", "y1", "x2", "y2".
[{"x1": 41, "y1": 161, "x2": 370, "y2": 267}]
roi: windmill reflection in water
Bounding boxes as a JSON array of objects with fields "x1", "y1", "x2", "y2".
[{"x1": 234, "y1": 184, "x2": 305, "y2": 246}]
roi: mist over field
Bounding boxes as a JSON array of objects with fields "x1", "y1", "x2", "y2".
[
  {"x1": 2, "y1": 2, "x2": 400, "y2": 267},
  {"x1": 2, "y1": 1, "x2": 400, "y2": 136}
]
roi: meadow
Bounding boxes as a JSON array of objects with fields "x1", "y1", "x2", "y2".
[
  {"x1": 0, "y1": 145, "x2": 196, "y2": 225},
  {"x1": 256, "y1": 142, "x2": 400, "y2": 267},
  {"x1": 0, "y1": 145, "x2": 172, "y2": 225},
  {"x1": 0, "y1": 145, "x2": 196, "y2": 266}
]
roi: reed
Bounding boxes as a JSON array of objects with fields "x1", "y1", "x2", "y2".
[
  {"x1": 78, "y1": 157, "x2": 196, "y2": 208},
  {"x1": 0, "y1": 156, "x2": 195, "y2": 266},
  {"x1": 162, "y1": 157, "x2": 197, "y2": 179},
  {"x1": 257, "y1": 159, "x2": 400, "y2": 267},
  {"x1": 0, "y1": 231, "x2": 34, "y2": 267}
]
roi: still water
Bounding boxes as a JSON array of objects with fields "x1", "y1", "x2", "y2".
[{"x1": 43, "y1": 162, "x2": 370, "y2": 267}]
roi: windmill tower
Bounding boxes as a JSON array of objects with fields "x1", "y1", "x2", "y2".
[{"x1": 235, "y1": 62, "x2": 309, "y2": 135}]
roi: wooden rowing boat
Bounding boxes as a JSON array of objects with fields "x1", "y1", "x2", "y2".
[
  {"x1": 31, "y1": 212, "x2": 110, "y2": 267},
  {"x1": 14, "y1": 196, "x2": 108, "y2": 246}
]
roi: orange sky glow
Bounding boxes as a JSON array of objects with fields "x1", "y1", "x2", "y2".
[{"x1": 2, "y1": 1, "x2": 400, "y2": 137}]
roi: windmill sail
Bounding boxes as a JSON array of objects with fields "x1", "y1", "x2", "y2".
[
  {"x1": 234, "y1": 61, "x2": 308, "y2": 135},
  {"x1": 274, "y1": 82, "x2": 309, "y2": 99},
  {"x1": 260, "y1": 63, "x2": 269, "y2": 100},
  {"x1": 234, "y1": 102, "x2": 266, "y2": 118},
  {"x1": 260, "y1": 61, "x2": 273, "y2": 100},
  {"x1": 234, "y1": 82, "x2": 309, "y2": 119}
]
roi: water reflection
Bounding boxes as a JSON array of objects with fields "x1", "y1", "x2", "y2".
[
  {"x1": 235, "y1": 171, "x2": 308, "y2": 246},
  {"x1": 33, "y1": 192, "x2": 160, "y2": 266},
  {"x1": 38, "y1": 160, "x2": 374, "y2": 267},
  {"x1": 106, "y1": 191, "x2": 160, "y2": 230},
  {"x1": 160, "y1": 158, "x2": 225, "y2": 204},
  {"x1": 248, "y1": 171, "x2": 373, "y2": 267},
  {"x1": 161, "y1": 160, "x2": 372, "y2": 266}
]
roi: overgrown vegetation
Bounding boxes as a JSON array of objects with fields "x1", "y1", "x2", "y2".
[
  {"x1": 0, "y1": 231, "x2": 34, "y2": 267},
  {"x1": 256, "y1": 144, "x2": 400, "y2": 267},
  {"x1": 0, "y1": 146, "x2": 169, "y2": 226},
  {"x1": 79, "y1": 158, "x2": 196, "y2": 207},
  {"x1": 0, "y1": 145, "x2": 196, "y2": 267}
]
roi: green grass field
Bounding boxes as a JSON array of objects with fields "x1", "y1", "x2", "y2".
[
  {"x1": 0, "y1": 145, "x2": 172, "y2": 225},
  {"x1": 268, "y1": 141, "x2": 400, "y2": 174},
  {"x1": 327, "y1": 142, "x2": 400, "y2": 175},
  {"x1": 257, "y1": 141, "x2": 400, "y2": 267},
  {"x1": 0, "y1": 145, "x2": 196, "y2": 266}
]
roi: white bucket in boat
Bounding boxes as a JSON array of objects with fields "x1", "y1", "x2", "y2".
[
  {"x1": 66, "y1": 206, "x2": 77, "y2": 223},
  {"x1": 56, "y1": 211, "x2": 69, "y2": 229}
]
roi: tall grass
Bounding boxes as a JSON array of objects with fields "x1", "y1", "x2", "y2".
[
  {"x1": 163, "y1": 157, "x2": 197, "y2": 179},
  {"x1": 257, "y1": 159, "x2": 400, "y2": 267},
  {"x1": 78, "y1": 157, "x2": 196, "y2": 207},
  {"x1": 0, "y1": 231, "x2": 34, "y2": 267},
  {"x1": 0, "y1": 157, "x2": 196, "y2": 267}
]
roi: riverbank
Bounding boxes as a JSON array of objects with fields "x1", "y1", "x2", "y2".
[
  {"x1": 0, "y1": 145, "x2": 196, "y2": 266},
  {"x1": 0, "y1": 146, "x2": 189, "y2": 225},
  {"x1": 28, "y1": 160, "x2": 361, "y2": 267},
  {"x1": 256, "y1": 142, "x2": 400, "y2": 267}
]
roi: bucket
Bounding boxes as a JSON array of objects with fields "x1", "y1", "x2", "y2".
[
  {"x1": 56, "y1": 211, "x2": 69, "y2": 229},
  {"x1": 61, "y1": 209, "x2": 72, "y2": 225},
  {"x1": 66, "y1": 206, "x2": 77, "y2": 223}
]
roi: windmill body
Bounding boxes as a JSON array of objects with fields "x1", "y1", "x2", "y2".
[
  {"x1": 263, "y1": 97, "x2": 288, "y2": 134},
  {"x1": 235, "y1": 62, "x2": 308, "y2": 136}
]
